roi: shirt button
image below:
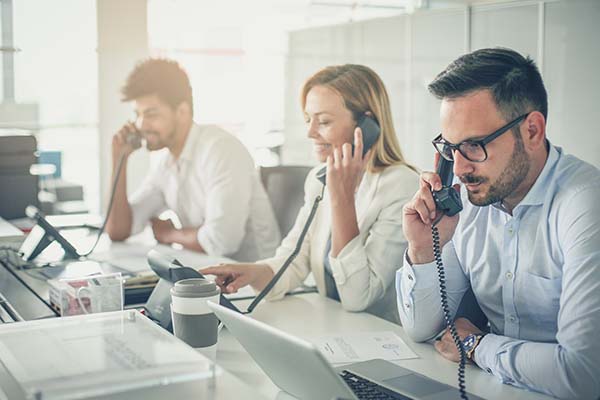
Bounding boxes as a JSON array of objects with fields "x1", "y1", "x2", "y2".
[
  {"x1": 509, "y1": 315, "x2": 516, "y2": 323},
  {"x1": 486, "y1": 368, "x2": 492, "y2": 374},
  {"x1": 505, "y1": 272, "x2": 513, "y2": 280},
  {"x1": 407, "y1": 275, "x2": 414, "y2": 281},
  {"x1": 507, "y1": 228, "x2": 514, "y2": 235},
  {"x1": 404, "y1": 303, "x2": 410, "y2": 309}
]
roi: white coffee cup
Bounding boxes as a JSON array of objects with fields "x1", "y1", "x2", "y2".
[{"x1": 170, "y1": 278, "x2": 220, "y2": 360}]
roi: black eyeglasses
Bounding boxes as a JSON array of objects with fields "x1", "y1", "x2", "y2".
[{"x1": 432, "y1": 113, "x2": 530, "y2": 162}]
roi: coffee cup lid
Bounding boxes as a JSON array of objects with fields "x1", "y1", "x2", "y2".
[{"x1": 171, "y1": 278, "x2": 220, "y2": 298}]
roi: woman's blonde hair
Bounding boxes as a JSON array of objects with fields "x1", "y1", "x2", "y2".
[{"x1": 301, "y1": 64, "x2": 414, "y2": 173}]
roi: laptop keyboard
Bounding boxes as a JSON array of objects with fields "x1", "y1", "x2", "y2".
[{"x1": 339, "y1": 370, "x2": 413, "y2": 400}]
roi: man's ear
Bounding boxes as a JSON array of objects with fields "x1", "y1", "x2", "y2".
[
  {"x1": 522, "y1": 111, "x2": 546, "y2": 150},
  {"x1": 175, "y1": 102, "x2": 192, "y2": 119}
]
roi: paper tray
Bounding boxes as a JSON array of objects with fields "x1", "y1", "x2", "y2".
[{"x1": 0, "y1": 310, "x2": 215, "y2": 400}]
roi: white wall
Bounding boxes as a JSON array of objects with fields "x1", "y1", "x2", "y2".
[
  {"x1": 284, "y1": 0, "x2": 600, "y2": 171},
  {"x1": 97, "y1": 0, "x2": 148, "y2": 211}
]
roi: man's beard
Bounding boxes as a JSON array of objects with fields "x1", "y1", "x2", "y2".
[
  {"x1": 461, "y1": 132, "x2": 530, "y2": 207},
  {"x1": 144, "y1": 126, "x2": 177, "y2": 151}
]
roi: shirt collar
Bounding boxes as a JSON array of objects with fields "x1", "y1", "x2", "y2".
[
  {"x1": 492, "y1": 141, "x2": 561, "y2": 211},
  {"x1": 166, "y1": 122, "x2": 199, "y2": 169}
]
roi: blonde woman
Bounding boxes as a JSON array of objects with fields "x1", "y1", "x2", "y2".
[{"x1": 202, "y1": 65, "x2": 418, "y2": 322}]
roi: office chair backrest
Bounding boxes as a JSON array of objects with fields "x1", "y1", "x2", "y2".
[
  {"x1": 260, "y1": 166, "x2": 312, "y2": 237},
  {"x1": 0, "y1": 132, "x2": 39, "y2": 219}
]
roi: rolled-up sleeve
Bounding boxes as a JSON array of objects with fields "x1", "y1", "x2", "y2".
[{"x1": 195, "y1": 138, "x2": 253, "y2": 257}]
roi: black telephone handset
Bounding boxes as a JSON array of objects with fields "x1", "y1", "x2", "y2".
[
  {"x1": 315, "y1": 114, "x2": 381, "y2": 185},
  {"x1": 430, "y1": 158, "x2": 469, "y2": 399},
  {"x1": 432, "y1": 158, "x2": 463, "y2": 218},
  {"x1": 125, "y1": 129, "x2": 142, "y2": 150}
]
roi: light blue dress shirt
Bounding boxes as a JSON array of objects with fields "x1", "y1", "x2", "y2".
[{"x1": 396, "y1": 144, "x2": 600, "y2": 399}]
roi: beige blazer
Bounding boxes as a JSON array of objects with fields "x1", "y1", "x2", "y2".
[{"x1": 258, "y1": 163, "x2": 419, "y2": 323}]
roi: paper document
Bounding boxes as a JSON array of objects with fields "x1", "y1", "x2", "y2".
[{"x1": 313, "y1": 331, "x2": 418, "y2": 364}]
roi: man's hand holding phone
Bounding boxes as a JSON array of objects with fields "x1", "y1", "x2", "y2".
[
  {"x1": 402, "y1": 154, "x2": 461, "y2": 265},
  {"x1": 112, "y1": 122, "x2": 142, "y2": 162}
]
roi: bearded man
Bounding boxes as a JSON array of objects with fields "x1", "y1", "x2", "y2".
[
  {"x1": 396, "y1": 48, "x2": 600, "y2": 399},
  {"x1": 106, "y1": 58, "x2": 280, "y2": 261}
]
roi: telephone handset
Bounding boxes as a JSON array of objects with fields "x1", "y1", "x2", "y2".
[
  {"x1": 432, "y1": 158, "x2": 463, "y2": 218},
  {"x1": 316, "y1": 114, "x2": 381, "y2": 185},
  {"x1": 430, "y1": 157, "x2": 469, "y2": 399},
  {"x1": 125, "y1": 127, "x2": 143, "y2": 150},
  {"x1": 243, "y1": 114, "x2": 381, "y2": 312}
]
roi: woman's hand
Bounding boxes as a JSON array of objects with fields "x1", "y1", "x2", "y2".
[
  {"x1": 200, "y1": 263, "x2": 274, "y2": 294},
  {"x1": 326, "y1": 127, "x2": 372, "y2": 204},
  {"x1": 327, "y1": 128, "x2": 372, "y2": 256}
]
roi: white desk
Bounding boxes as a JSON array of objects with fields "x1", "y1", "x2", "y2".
[
  {"x1": 3, "y1": 227, "x2": 551, "y2": 399},
  {"x1": 218, "y1": 293, "x2": 551, "y2": 400}
]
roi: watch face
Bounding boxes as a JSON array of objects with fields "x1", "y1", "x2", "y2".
[{"x1": 463, "y1": 334, "x2": 476, "y2": 352}]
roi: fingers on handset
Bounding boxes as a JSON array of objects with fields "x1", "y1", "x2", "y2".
[
  {"x1": 416, "y1": 179, "x2": 437, "y2": 216},
  {"x1": 420, "y1": 171, "x2": 442, "y2": 192},
  {"x1": 117, "y1": 122, "x2": 138, "y2": 140},
  {"x1": 333, "y1": 147, "x2": 342, "y2": 167},
  {"x1": 341, "y1": 142, "x2": 353, "y2": 164},
  {"x1": 354, "y1": 128, "x2": 363, "y2": 158},
  {"x1": 413, "y1": 196, "x2": 435, "y2": 225}
]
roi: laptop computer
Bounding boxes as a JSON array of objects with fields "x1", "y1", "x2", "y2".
[{"x1": 209, "y1": 302, "x2": 485, "y2": 400}]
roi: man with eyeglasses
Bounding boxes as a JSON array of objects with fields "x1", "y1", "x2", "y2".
[{"x1": 396, "y1": 48, "x2": 600, "y2": 399}]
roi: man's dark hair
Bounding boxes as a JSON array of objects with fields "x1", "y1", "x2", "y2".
[
  {"x1": 121, "y1": 58, "x2": 193, "y2": 116},
  {"x1": 428, "y1": 47, "x2": 547, "y2": 122}
]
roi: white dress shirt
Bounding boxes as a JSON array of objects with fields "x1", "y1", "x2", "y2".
[
  {"x1": 129, "y1": 123, "x2": 281, "y2": 262},
  {"x1": 259, "y1": 164, "x2": 419, "y2": 323},
  {"x1": 396, "y1": 144, "x2": 600, "y2": 399}
]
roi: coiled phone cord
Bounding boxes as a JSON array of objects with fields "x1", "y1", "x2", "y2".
[{"x1": 432, "y1": 224, "x2": 468, "y2": 400}]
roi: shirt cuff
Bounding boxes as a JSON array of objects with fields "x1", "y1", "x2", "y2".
[
  {"x1": 473, "y1": 333, "x2": 510, "y2": 376},
  {"x1": 404, "y1": 251, "x2": 439, "y2": 291},
  {"x1": 328, "y1": 235, "x2": 368, "y2": 285},
  {"x1": 396, "y1": 250, "x2": 438, "y2": 325}
]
